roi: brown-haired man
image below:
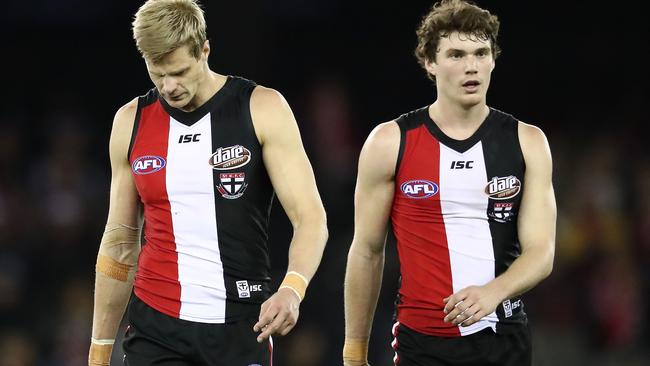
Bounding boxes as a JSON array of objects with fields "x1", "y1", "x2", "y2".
[{"x1": 343, "y1": 1, "x2": 556, "y2": 365}]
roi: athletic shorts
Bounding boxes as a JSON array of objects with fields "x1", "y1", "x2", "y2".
[
  {"x1": 122, "y1": 295, "x2": 273, "y2": 366},
  {"x1": 391, "y1": 322, "x2": 531, "y2": 366}
]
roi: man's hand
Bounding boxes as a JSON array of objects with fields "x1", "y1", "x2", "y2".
[
  {"x1": 253, "y1": 288, "x2": 300, "y2": 343},
  {"x1": 443, "y1": 285, "x2": 502, "y2": 327}
]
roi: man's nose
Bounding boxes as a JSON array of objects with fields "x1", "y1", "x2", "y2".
[
  {"x1": 162, "y1": 76, "x2": 178, "y2": 94},
  {"x1": 464, "y1": 56, "x2": 478, "y2": 73}
]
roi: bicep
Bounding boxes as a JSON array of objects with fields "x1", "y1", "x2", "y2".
[
  {"x1": 351, "y1": 122, "x2": 400, "y2": 254},
  {"x1": 517, "y1": 123, "x2": 556, "y2": 252},
  {"x1": 105, "y1": 102, "x2": 143, "y2": 228},
  {"x1": 351, "y1": 163, "x2": 394, "y2": 254},
  {"x1": 254, "y1": 89, "x2": 323, "y2": 224}
]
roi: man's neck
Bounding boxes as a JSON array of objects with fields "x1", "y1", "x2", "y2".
[
  {"x1": 182, "y1": 71, "x2": 227, "y2": 112},
  {"x1": 428, "y1": 99, "x2": 490, "y2": 140}
]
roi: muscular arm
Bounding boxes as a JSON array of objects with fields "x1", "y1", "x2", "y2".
[
  {"x1": 443, "y1": 122, "x2": 556, "y2": 326},
  {"x1": 249, "y1": 87, "x2": 328, "y2": 341},
  {"x1": 343, "y1": 122, "x2": 399, "y2": 366},
  {"x1": 89, "y1": 99, "x2": 143, "y2": 364}
]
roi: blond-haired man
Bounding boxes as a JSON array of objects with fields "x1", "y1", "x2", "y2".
[{"x1": 89, "y1": 1, "x2": 327, "y2": 365}]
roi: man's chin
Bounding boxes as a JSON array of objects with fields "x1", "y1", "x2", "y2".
[
  {"x1": 458, "y1": 94, "x2": 484, "y2": 108},
  {"x1": 165, "y1": 97, "x2": 188, "y2": 108}
]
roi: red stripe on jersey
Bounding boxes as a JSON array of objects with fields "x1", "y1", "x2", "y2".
[
  {"x1": 130, "y1": 101, "x2": 181, "y2": 317},
  {"x1": 391, "y1": 124, "x2": 459, "y2": 337}
]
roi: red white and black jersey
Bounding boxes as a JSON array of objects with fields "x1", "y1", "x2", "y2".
[
  {"x1": 391, "y1": 106, "x2": 527, "y2": 337},
  {"x1": 128, "y1": 76, "x2": 274, "y2": 324}
]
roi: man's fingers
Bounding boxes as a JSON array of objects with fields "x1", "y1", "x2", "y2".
[
  {"x1": 257, "y1": 310, "x2": 288, "y2": 343},
  {"x1": 458, "y1": 303, "x2": 481, "y2": 326},
  {"x1": 279, "y1": 319, "x2": 296, "y2": 336},
  {"x1": 443, "y1": 299, "x2": 466, "y2": 322},
  {"x1": 443, "y1": 292, "x2": 467, "y2": 314},
  {"x1": 254, "y1": 305, "x2": 277, "y2": 332}
]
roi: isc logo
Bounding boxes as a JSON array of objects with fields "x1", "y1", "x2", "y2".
[
  {"x1": 178, "y1": 133, "x2": 201, "y2": 143},
  {"x1": 400, "y1": 179, "x2": 439, "y2": 199},
  {"x1": 132, "y1": 156, "x2": 166, "y2": 175},
  {"x1": 450, "y1": 160, "x2": 474, "y2": 169}
]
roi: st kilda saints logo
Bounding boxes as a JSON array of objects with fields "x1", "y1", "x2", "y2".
[
  {"x1": 489, "y1": 202, "x2": 515, "y2": 223},
  {"x1": 217, "y1": 173, "x2": 248, "y2": 199},
  {"x1": 209, "y1": 145, "x2": 251, "y2": 170}
]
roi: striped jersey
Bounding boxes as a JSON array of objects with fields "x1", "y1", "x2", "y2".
[
  {"x1": 128, "y1": 76, "x2": 274, "y2": 323},
  {"x1": 391, "y1": 106, "x2": 527, "y2": 337}
]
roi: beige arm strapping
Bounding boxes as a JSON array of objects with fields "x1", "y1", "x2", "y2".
[
  {"x1": 95, "y1": 223, "x2": 140, "y2": 281},
  {"x1": 90, "y1": 223, "x2": 141, "y2": 365}
]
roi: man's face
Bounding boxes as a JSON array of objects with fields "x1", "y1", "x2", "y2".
[
  {"x1": 426, "y1": 31, "x2": 495, "y2": 107},
  {"x1": 145, "y1": 44, "x2": 206, "y2": 110}
]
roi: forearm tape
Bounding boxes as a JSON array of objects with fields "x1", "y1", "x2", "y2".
[
  {"x1": 279, "y1": 271, "x2": 309, "y2": 302},
  {"x1": 88, "y1": 338, "x2": 114, "y2": 366},
  {"x1": 343, "y1": 338, "x2": 369, "y2": 365},
  {"x1": 95, "y1": 224, "x2": 140, "y2": 281}
]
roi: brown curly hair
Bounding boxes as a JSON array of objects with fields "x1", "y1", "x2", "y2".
[{"x1": 415, "y1": 0, "x2": 501, "y2": 81}]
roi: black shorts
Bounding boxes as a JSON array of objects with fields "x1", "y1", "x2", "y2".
[
  {"x1": 122, "y1": 295, "x2": 272, "y2": 366},
  {"x1": 392, "y1": 323, "x2": 531, "y2": 366}
]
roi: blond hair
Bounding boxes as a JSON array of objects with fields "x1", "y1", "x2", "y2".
[{"x1": 132, "y1": 0, "x2": 207, "y2": 63}]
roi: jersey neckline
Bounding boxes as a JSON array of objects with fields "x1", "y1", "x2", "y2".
[
  {"x1": 158, "y1": 75, "x2": 232, "y2": 127},
  {"x1": 422, "y1": 106, "x2": 494, "y2": 154}
]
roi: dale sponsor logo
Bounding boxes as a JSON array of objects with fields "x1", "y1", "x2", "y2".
[
  {"x1": 131, "y1": 155, "x2": 166, "y2": 175},
  {"x1": 209, "y1": 145, "x2": 251, "y2": 170},
  {"x1": 485, "y1": 175, "x2": 521, "y2": 200},
  {"x1": 400, "y1": 179, "x2": 439, "y2": 199}
]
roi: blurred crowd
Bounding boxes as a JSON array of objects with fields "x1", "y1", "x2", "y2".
[{"x1": 2, "y1": 1, "x2": 649, "y2": 365}]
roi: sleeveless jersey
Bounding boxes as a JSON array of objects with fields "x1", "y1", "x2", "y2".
[
  {"x1": 391, "y1": 106, "x2": 527, "y2": 337},
  {"x1": 128, "y1": 76, "x2": 274, "y2": 323}
]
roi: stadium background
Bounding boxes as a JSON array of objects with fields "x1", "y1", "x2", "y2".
[{"x1": 1, "y1": 1, "x2": 648, "y2": 365}]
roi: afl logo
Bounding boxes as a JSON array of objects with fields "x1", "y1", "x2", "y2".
[
  {"x1": 209, "y1": 145, "x2": 251, "y2": 170},
  {"x1": 485, "y1": 176, "x2": 521, "y2": 200},
  {"x1": 132, "y1": 156, "x2": 166, "y2": 175},
  {"x1": 400, "y1": 179, "x2": 439, "y2": 199}
]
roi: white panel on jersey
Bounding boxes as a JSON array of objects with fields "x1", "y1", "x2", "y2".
[
  {"x1": 438, "y1": 142, "x2": 497, "y2": 335},
  {"x1": 166, "y1": 115, "x2": 227, "y2": 323}
]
